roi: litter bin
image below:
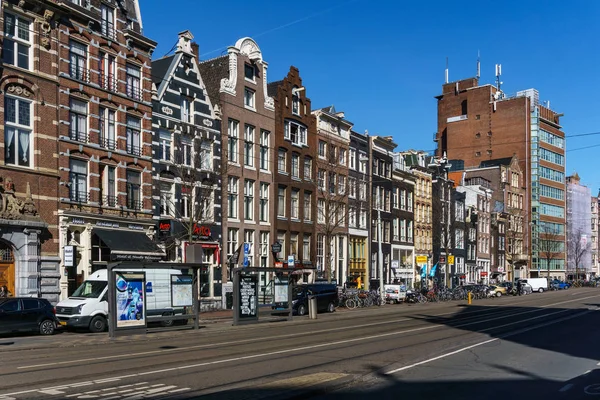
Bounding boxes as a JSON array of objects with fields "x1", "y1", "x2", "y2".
[{"x1": 308, "y1": 296, "x2": 317, "y2": 319}]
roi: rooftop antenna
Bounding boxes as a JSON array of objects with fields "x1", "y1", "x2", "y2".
[
  {"x1": 445, "y1": 57, "x2": 449, "y2": 84},
  {"x1": 476, "y1": 50, "x2": 481, "y2": 79},
  {"x1": 495, "y1": 64, "x2": 502, "y2": 91}
]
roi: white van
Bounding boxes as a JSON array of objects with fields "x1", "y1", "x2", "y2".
[
  {"x1": 55, "y1": 269, "x2": 189, "y2": 332},
  {"x1": 384, "y1": 284, "x2": 407, "y2": 304},
  {"x1": 520, "y1": 278, "x2": 548, "y2": 293}
]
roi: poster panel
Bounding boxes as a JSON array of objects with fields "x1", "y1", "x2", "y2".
[
  {"x1": 238, "y1": 274, "x2": 258, "y2": 320},
  {"x1": 274, "y1": 276, "x2": 288, "y2": 303},
  {"x1": 116, "y1": 272, "x2": 146, "y2": 328},
  {"x1": 171, "y1": 275, "x2": 193, "y2": 307}
]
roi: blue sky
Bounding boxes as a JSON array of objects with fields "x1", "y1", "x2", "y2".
[{"x1": 141, "y1": 0, "x2": 600, "y2": 193}]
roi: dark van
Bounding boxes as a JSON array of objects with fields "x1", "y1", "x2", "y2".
[{"x1": 292, "y1": 284, "x2": 338, "y2": 316}]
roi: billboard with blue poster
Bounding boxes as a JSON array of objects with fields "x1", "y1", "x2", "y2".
[{"x1": 115, "y1": 272, "x2": 146, "y2": 328}]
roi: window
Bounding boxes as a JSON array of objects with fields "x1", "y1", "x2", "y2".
[
  {"x1": 318, "y1": 170, "x2": 326, "y2": 191},
  {"x1": 259, "y1": 232, "x2": 269, "y2": 268},
  {"x1": 292, "y1": 90, "x2": 300, "y2": 115},
  {"x1": 100, "y1": 4, "x2": 116, "y2": 40},
  {"x1": 540, "y1": 184, "x2": 565, "y2": 200},
  {"x1": 243, "y1": 230, "x2": 255, "y2": 267},
  {"x1": 359, "y1": 153, "x2": 367, "y2": 174},
  {"x1": 284, "y1": 121, "x2": 307, "y2": 146},
  {"x1": 179, "y1": 138, "x2": 193, "y2": 166},
  {"x1": 330, "y1": 145, "x2": 337, "y2": 164},
  {"x1": 277, "y1": 231, "x2": 286, "y2": 260},
  {"x1": 303, "y1": 235, "x2": 311, "y2": 259},
  {"x1": 349, "y1": 149, "x2": 356, "y2": 170},
  {"x1": 99, "y1": 108, "x2": 116, "y2": 149},
  {"x1": 69, "y1": 98, "x2": 88, "y2": 142},
  {"x1": 540, "y1": 129, "x2": 565, "y2": 149},
  {"x1": 541, "y1": 204, "x2": 565, "y2": 218},
  {"x1": 455, "y1": 229, "x2": 464, "y2": 249},
  {"x1": 348, "y1": 177, "x2": 356, "y2": 198},
  {"x1": 100, "y1": 165, "x2": 116, "y2": 207},
  {"x1": 199, "y1": 141, "x2": 212, "y2": 170},
  {"x1": 4, "y1": 96, "x2": 31, "y2": 167},
  {"x1": 349, "y1": 207, "x2": 356, "y2": 227},
  {"x1": 278, "y1": 187, "x2": 286, "y2": 217},
  {"x1": 291, "y1": 154, "x2": 300, "y2": 178},
  {"x1": 359, "y1": 182, "x2": 367, "y2": 199},
  {"x1": 304, "y1": 191, "x2": 312, "y2": 221},
  {"x1": 338, "y1": 175, "x2": 346, "y2": 195},
  {"x1": 318, "y1": 140, "x2": 327, "y2": 159},
  {"x1": 291, "y1": 189, "x2": 299, "y2": 219},
  {"x1": 393, "y1": 218, "x2": 399, "y2": 241},
  {"x1": 359, "y1": 207, "x2": 367, "y2": 229},
  {"x1": 227, "y1": 228, "x2": 239, "y2": 261},
  {"x1": 126, "y1": 170, "x2": 141, "y2": 210},
  {"x1": 244, "y1": 125, "x2": 254, "y2": 167},
  {"x1": 290, "y1": 233, "x2": 298, "y2": 256},
  {"x1": 259, "y1": 130, "x2": 269, "y2": 170},
  {"x1": 98, "y1": 52, "x2": 116, "y2": 91},
  {"x1": 317, "y1": 199, "x2": 325, "y2": 223},
  {"x1": 126, "y1": 64, "x2": 141, "y2": 101},
  {"x1": 278, "y1": 149, "x2": 287, "y2": 173},
  {"x1": 69, "y1": 159, "x2": 88, "y2": 202},
  {"x1": 393, "y1": 187, "x2": 399, "y2": 208},
  {"x1": 244, "y1": 180, "x2": 254, "y2": 221},
  {"x1": 304, "y1": 157, "x2": 312, "y2": 180},
  {"x1": 159, "y1": 182, "x2": 173, "y2": 216},
  {"x1": 259, "y1": 183, "x2": 269, "y2": 222},
  {"x1": 540, "y1": 148, "x2": 565, "y2": 166},
  {"x1": 228, "y1": 119, "x2": 239, "y2": 163},
  {"x1": 69, "y1": 40, "x2": 87, "y2": 81},
  {"x1": 181, "y1": 97, "x2": 192, "y2": 124},
  {"x1": 126, "y1": 116, "x2": 142, "y2": 156},
  {"x1": 180, "y1": 186, "x2": 192, "y2": 218},
  {"x1": 228, "y1": 177, "x2": 239, "y2": 219},
  {"x1": 244, "y1": 64, "x2": 255, "y2": 81},
  {"x1": 3, "y1": 13, "x2": 31, "y2": 69},
  {"x1": 329, "y1": 172, "x2": 336, "y2": 194},
  {"x1": 316, "y1": 234, "x2": 324, "y2": 272},
  {"x1": 244, "y1": 87, "x2": 255, "y2": 109},
  {"x1": 339, "y1": 148, "x2": 346, "y2": 165}
]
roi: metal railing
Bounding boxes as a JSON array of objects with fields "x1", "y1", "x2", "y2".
[
  {"x1": 100, "y1": 194, "x2": 118, "y2": 207},
  {"x1": 69, "y1": 130, "x2": 88, "y2": 143},
  {"x1": 99, "y1": 72, "x2": 117, "y2": 92},
  {"x1": 126, "y1": 198, "x2": 143, "y2": 211},
  {"x1": 70, "y1": 190, "x2": 89, "y2": 203},
  {"x1": 126, "y1": 143, "x2": 142, "y2": 156},
  {"x1": 101, "y1": 21, "x2": 116, "y2": 40},
  {"x1": 69, "y1": 65, "x2": 89, "y2": 82},
  {"x1": 126, "y1": 84, "x2": 142, "y2": 101},
  {"x1": 99, "y1": 136, "x2": 116, "y2": 150}
]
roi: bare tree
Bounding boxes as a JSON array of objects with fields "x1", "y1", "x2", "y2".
[
  {"x1": 568, "y1": 228, "x2": 590, "y2": 281},
  {"x1": 505, "y1": 208, "x2": 525, "y2": 281},
  {"x1": 535, "y1": 223, "x2": 564, "y2": 278},
  {"x1": 315, "y1": 152, "x2": 348, "y2": 283},
  {"x1": 432, "y1": 182, "x2": 453, "y2": 287}
]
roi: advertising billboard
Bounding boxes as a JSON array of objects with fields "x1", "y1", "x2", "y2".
[{"x1": 115, "y1": 272, "x2": 146, "y2": 328}]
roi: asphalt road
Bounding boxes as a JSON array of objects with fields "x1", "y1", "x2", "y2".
[{"x1": 1, "y1": 288, "x2": 600, "y2": 400}]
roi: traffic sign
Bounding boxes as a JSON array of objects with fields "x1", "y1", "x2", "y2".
[
  {"x1": 287, "y1": 255, "x2": 295, "y2": 268},
  {"x1": 447, "y1": 255, "x2": 455, "y2": 264}
]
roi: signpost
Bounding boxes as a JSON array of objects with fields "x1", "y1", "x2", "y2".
[
  {"x1": 416, "y1": 256, "x2": 428, "y2": 264},
  {"x1": 447, "y1": 255, "x2": 455, "y2": 265},
  {"x1": 287, "y1": 254, "x2": 295, "y2": 268},
  {"x1": 64, "y1": 246, "x2": 75, "y2": 267}
]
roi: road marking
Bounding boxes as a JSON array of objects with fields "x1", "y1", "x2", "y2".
[
  {"x1": 386, "y1": 309, "x2": 591, "y2": 375},
  {"x1": 559, "y1": 384, "x2": 573, "y2": 392}
]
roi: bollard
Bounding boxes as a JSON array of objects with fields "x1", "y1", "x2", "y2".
[
  {"x1": 468, "y1": 292, "x2": 473, "y2": 305},
  {"x1": 308, "y1": 296, "x2": 317, "y2": 319}
]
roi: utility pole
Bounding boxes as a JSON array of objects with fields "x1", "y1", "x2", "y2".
[{"x1": 378, "y1": 209, "x2": 385, "y2": 302}]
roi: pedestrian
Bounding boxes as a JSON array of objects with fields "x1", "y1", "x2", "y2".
[
  {"x1": 0, "y1": 285, "x2": 9, "y2": 298},
  {"x1": 516, "y1": 280, "x2": 522, "y2": 296}
]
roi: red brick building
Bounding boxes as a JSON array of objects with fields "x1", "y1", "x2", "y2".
[
  {"x1": 53, "y1": 0, "x2": 159, "y2": 297},
  {"x1": 436, "y1": 78, "x2": 566, "y2": 278}
]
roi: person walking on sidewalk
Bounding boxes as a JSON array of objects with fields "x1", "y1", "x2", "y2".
[{"x1": 0, "y1": 285, "x2": 10, "y2": 298}]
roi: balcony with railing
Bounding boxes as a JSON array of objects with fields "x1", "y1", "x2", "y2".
[
  {"x1": 126, "y1": 143, "x2": 142, "y2": 157},
  {"x1": 126, "y1": 197, "x2": 143, "y2": 211},
  {"x1": 99, "y1": 136, "x2": 116, "y2": 150},
  {"x1": 69, "y1": 190, "x2": 89, "y2": 204},
  {"x1": 126, "y1": 84, "x2": 142, "y2": 101},
  {"x1": 70, "y1": 128, "x2": 88, "y2": 143},
  {"x1": 99, "y1": 73, "x2": 117, "y2": 92},
  {"x1": 69, "y1": 65, "x2": 89, "y2": 82},
  {"x1": 100, "y1": 194, "x2": 118, "y2": 208}
]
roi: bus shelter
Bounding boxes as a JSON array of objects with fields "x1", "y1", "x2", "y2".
[
  {"x1": 107, "y1": 262, "x2": 205, "y2": 338},
  {"x1": 232, "y1": 267, "x2": 296, "y2": 326}
]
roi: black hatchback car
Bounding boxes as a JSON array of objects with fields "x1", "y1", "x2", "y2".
[{"x1": 0, "y1": 297, "x2": 59, "y2": 335}]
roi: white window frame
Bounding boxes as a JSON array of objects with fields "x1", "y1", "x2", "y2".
[
  {"x1": 291, "y1": 189, "x2": 300, "y2": 220},
  {"x1": 284, "y1": 120, "x2": 307, "y2": 146},
  {"x1": 259, "y1": 130, "x2": 269, "y2": 171},
  {"x1": 2, "y1": 12, "x2": 31, "y2": 70},
  {"x1": 244, "y1": 124, "x2": 254, "y2": 167},
  {"x1": 244, "y1": 179, "x2": 254, "y2": 221},
  {"x1": 259, "y1": 182, "x2": 269, "y2": 222},
  {"x1": 4, "y1": 95, "x2": 32, "y2": 168},
  {"x1": 227, "y1": 176, "x2": 239, "y2": 219},
  {"x1": 228, "y1": 119, "x2": 239, "y2": 163},
  {"x1": 244, "y1": 87, "x2": 255, "y2": 109},
  {"x1": 278, "y1": 186, "x2": 286, "y2": 218}
]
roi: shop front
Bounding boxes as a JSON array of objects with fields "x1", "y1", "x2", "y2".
[
  {"x1": 59, "y1": 215, "x2": 163, "y2": 299},
  {"x1": 391, "y1": 246, "x2": 414, "y2": 288}
]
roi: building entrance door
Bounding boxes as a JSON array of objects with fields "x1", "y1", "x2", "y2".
[{"x1": 0, "y1": 243, "x2": 15, "y2": 295}]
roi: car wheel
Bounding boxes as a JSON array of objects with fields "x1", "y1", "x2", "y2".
[
  {"x1": 39, "y1": 319, "x2": 55, "y2": 335},
  {"x1": 327, "y1": 302, "x2": 336, "y2": 313},
  {"x1": 161, "y1": 313, "x2": 175, "y2": 327},
  {"x1": 89, "y1": 316, "x2": 107, "y2": 333},
  {"x1": 297, "y1": 304, "x2": 307, "y2": 316},
  {"x1": 496, "y1": 292, "x2": 502, "y2": 297},
  {"x1": 538, "y1": 288, "x2": 544, "y2": 293}
]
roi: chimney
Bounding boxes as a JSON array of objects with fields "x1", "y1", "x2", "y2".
[{"x1": 191, "y1": 41, "x2": 200, "y2": 62}]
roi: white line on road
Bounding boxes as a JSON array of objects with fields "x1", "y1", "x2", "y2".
[
  {"x1": 385, "y1": 309, "x2": 592, "y2": 375},
  {"x1": 559, "y1": 384, "x2": 574, "y2": 392}
]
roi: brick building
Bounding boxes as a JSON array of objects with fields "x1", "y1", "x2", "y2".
[
  {"x1": 151, "y1": 31, "x2": 222, "y2": 306},
  {"x1": 199, "y1": 37, "x2": 275, "y2": 291},
  {"x1": 436, "y1": 78, "x2": 566, "y2": 278},
  {"x1": 55, "y1": 0, "x2": 159, "y2": 298},
  {"x1": 268, "y1": 66, "x2": 317, "y2": 281},
  {"x1": 391, "y1": 153, "x2": 415, "y2": 287},
  {"x1": 0, "y1": 1, "x2": 62, "y2": 301},
  {"x1": 348, "y1": 130, "x2": 369, "y2": 286},
  {"x1": 312, "y1": 106, "x2": 351, "y2": 284}
]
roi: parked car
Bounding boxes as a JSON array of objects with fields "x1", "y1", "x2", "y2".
[
  {"x1": 489, "y1": 285, "x2": 507, "y2": 297},
  {"x1": 384, "y1": 284, "x2": 407, "y2": 304},
  {"x1": 0, "y1": 297, "x2": 59, "y2": 335},
  {"x1": 290, "y1": 284, "x2": 338, "y2": 316},
  {"x1": 550, "y1": 280, "x2": 570, "y2": 290}
]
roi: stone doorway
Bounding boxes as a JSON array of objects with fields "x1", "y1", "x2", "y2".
[{"x1": 0, "y1": 242, "x2": 15, "y2": 295}]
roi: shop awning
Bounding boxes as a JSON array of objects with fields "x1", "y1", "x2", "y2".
[{"x1": 94, "y1": 229, "x2": 165, "y2": 261}]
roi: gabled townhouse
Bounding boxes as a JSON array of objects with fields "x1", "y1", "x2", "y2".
[
  {"x1": 452, "y1": 190, "x2": 467, "y2": 287},
  {"x1": 198, "y1": 37, "x2": 275, "y2": 290},
  {"x1": 348, "y1": 130, "x2": 370, "y2": 287},
  {"x1": 429, "y1": 156, "x2": 454, "y2": 287},
  {"x1": 55, "y1": 0, "x2": 159, "y2": 298},
  {"x1": 267, "y1": 66, "x2": 318, "y2": 283},
  {"x1": 369, "y1": 136, "x2": 395, "y2": 288},
  {"x1": 311, "y1": 106, "x2": 351, "y2": 284},
  {"x1": 391, "y1": 153, "x2": 415, "y2": 287},
  {"x1": 0, "y1": 0, "x2": 62, "y2": 301},
  {"x1": 151, "y1": 31, "x2": 222, "y2": 305}
]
